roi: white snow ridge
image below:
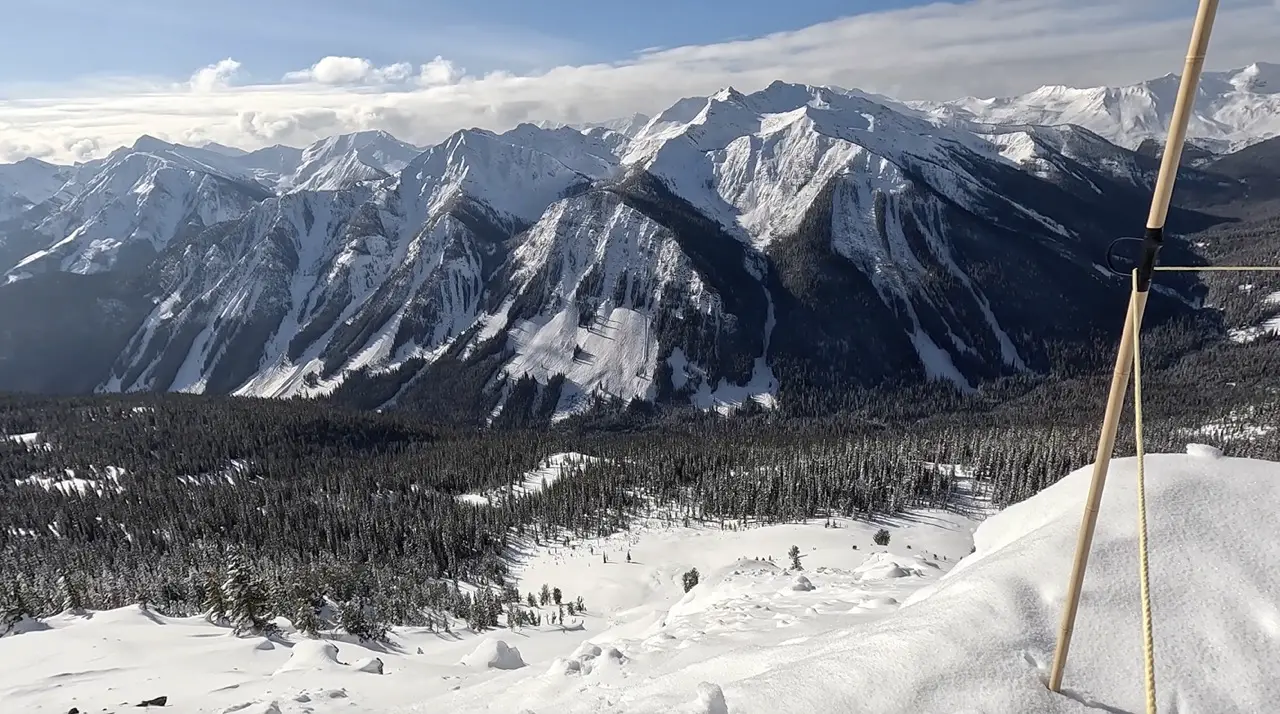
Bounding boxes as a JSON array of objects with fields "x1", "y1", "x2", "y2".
[{"x1": 3, "y1": 451, "x2": 1277, "y2": 712}]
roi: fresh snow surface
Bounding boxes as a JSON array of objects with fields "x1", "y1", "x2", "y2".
[
  {"x1": 7, "y1": 450, "x2": 1276, "y2": 712},
  {"x1": 456, "y1": 452, "x2": 601, "y2": 506}
]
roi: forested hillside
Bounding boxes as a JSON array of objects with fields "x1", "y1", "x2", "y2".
[{"x1": 4, "y1": 341, "x2": 1278, "y2": 637}]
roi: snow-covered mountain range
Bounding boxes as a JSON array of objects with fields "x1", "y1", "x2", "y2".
[
  {"x1": 916, "y1": 62, "x2": 1280, "y2": 152},
  {"x1": 0, "y1": 64, "x2": 1273, "y2": 421}
]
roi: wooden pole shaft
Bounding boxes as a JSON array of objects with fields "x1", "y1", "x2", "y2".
[
  {"x1": 1047, "y1": 0, "x2": 1219, "y2": 693},
  {"x1": 1147, "y1": 0, "x2": 1221, "y2": 231},
  {"x1": 1047, "y1": 289, "x2": 1147, "y2": 692}
]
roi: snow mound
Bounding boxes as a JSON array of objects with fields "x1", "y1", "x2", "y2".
[
  {"x1": 460, "y1": 639, "x2": 525, "y2": 670},
  {"x1": 704, "y1": 455, "x2": 1280, "y2": 712},
  {"x1": 352, "y1": 656, "x2": 383, "y2": 674},
  {"x1": 787, "y1": 575, "x2": 816, "y2": 592},
  {"x1": 220, "y1": 702, "x2": 281, "y2": 714},
  {"x1": 273, "y1": 640, "x2": 343, "y2": 674},
  {"x1": 1186, "y1": 443, "x2": 1224, "y2": 459},
  {"x1": 687, "y1": 682, "x2": 729, "y2": 714},
  {"x1": 1, "y1": 615, "x2": 50, "y2": 637},
  {"x1": 849, "y1": 596, "x2": 901, "y2": 612},
  {"x1": 545, "y1": 657, "x2": 583, "y2": 676},
  {"x1": 727, "y1": 558, "x2": 783, "y2": 576},
  {"x1": 853, "y1": 553, "x2": 919, "y2": 580}
]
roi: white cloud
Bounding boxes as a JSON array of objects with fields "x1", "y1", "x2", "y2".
[
  {"x1": 2, "y1": 0, "x2": 1279, "y2": 163},
  {"x1": 418, "y1": 56, "x2": 465, "y2": 87},
  {"x1": 189, "y1": 58, "x2": 243, "y2": 92},
  {"x1": 283, "y1": 56, "x2": 428, "y2": 86}
]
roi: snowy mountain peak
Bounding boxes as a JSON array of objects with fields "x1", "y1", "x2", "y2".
[
  {"x1": 131, "y1": 134, "x2": 173, "y2": 153},
  {"x1": 286, "y1": 130, "x2": 422, "y2": 192},
  {"x1": 916, "y1": 61, "x2": 1280, "y2": 151},
  {"x1": 0, "y1": 157, "x2": 71, "y2": 222},
  {"x1": 1228, "y1": 61, "x2": 1280, "y2": 94}
]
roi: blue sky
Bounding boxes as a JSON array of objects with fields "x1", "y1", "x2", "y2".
[
  {"x1": 0, "y1": 0, "x2": 913, "y2": 85},
  {"x1": 1, "y1": 0, "x2": 1277, "y2": 163}
]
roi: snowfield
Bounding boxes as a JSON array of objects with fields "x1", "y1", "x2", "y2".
[{"x1": 3, "y1": 448, "x2": 1277, "y2": 713}]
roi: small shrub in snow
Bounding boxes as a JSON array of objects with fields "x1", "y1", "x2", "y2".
[
  {"x1": 682, "y1": 568, "x2": 700, "y2": 592},
  {"x1": 553, "y1": 587, "x2": 562, "y2": 605},
  {"x1": 874, "y1": 529, "x2": 891, "y2": 546},
  {"x1": 788, "y1": 545, "x2": 802, "y2": 570}
]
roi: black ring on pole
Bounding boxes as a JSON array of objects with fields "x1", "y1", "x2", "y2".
[
  {"x1": 1105, "y1": 237, "x2": 1143, "y2": 276},
  {"x1": 1135, "y1": 226, "x2": 1164, "y2": 293}
]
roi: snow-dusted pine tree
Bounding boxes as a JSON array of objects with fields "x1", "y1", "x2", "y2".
[
  {"x1": 57, "y1": 573, "x2": 85, "y2": 615},
  {"x1": 222, "y1": 553, "x2": 276, "y2": 636},
  {"x1": 1, "y1": 582, "x2": 34, "y2": 636},
  {"x1": 202, "y1": 571, "x2": 228, "y2": 625},
  {"x1": 293, "y1": 599, "x2": 322, "y2": 638}
]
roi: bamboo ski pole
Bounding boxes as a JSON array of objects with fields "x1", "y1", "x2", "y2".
[{"x1": 1046, "y1": 0, "x2": 1220, "y2": 694}]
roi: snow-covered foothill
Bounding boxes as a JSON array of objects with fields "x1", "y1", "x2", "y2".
[{"x1": 1, "y1": 453, "x2": 1277, "y2": 713}]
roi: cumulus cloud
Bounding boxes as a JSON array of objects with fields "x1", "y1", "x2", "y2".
[
  {"x1": 417, "y1": 56, "x2": 465, "y2": 87},
  {"x1": 2, "y1": 0, "x2": 1279, "y2": 163},
  {"x1": 189, "y1": 58, "x2": 243, "y2": 92},
  {"x1": 282, "y1": 56, "x2": 461, "y2": 86}
]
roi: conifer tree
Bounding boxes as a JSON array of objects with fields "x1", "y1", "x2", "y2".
[
  {"x1": 202, "y1": 572, "x2": 228, "y2": 626},
  {"x1": 223, "y1": 553, "x2": 276, "y2": 636},
  {"x1": 57, "y1": 573, "x2": 84, "y2": 615}
]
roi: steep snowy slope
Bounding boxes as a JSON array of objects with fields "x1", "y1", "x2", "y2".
[
  {"x1": 285, "y1": 130, "x2": 423, "y2": 192},
  {"x1": 601, "y1": 81, "x2": 1198, "y2": 398},
  {"x1": 918, "y1": 62, "x2": 1280, "y2": 151},
  {"x1": 103, "y1": 126, "x2": 616, "y2": 398},
  {"x1": 3, "y1": 138, "x2": 271, "y2": 278},
  {"x1": 0, "y1": 157, "x2": 71, "y2": 222},
  {"x1": 0, "y1": 79, "x2": 1245, "y2": 415},
  {"x1": 537, "y1": 113, "x2": 652, "y2": 138}
]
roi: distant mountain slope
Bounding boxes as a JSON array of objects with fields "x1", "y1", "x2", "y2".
[
  {"x1": 0, "y1": 70, "x2": 1271, "y2": 422},
  {"x1": 0, "y1": 158, "x2": 71, "y2": 223},
  {"x1": 915, "y1": 62, "x2": 1280, "y2": 152}
]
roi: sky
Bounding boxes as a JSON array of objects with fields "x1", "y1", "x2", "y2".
[{"x1": 1, "y1": 0, "x2": 1278, "y2": 162}]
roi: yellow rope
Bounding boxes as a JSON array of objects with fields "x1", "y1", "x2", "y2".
[
  {"x1": 1127, "y1": 261, "x2": 1280, "y2": 712},
  {"x1": 1129, "y1": 270, "x2": 1158, "y2": 714},
  {"x1": 1155, "y1": 266, "x2": 1280, "y2": 272}
]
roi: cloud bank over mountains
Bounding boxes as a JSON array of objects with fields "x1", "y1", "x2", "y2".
[{"x1": 2, "y1": 0, "x2": 1278, "y2": 163}]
